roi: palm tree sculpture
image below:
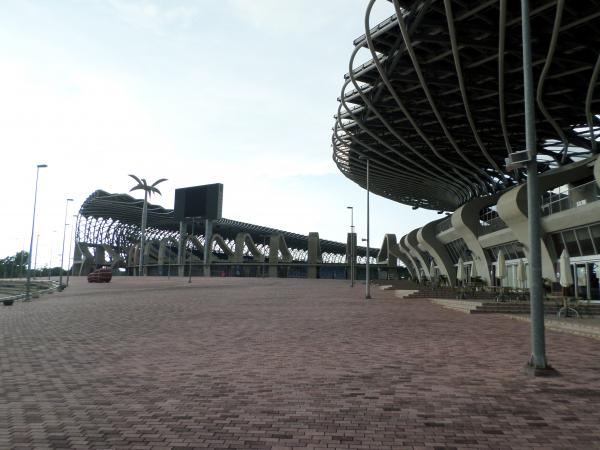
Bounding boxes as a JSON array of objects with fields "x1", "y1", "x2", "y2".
[{"x1": 129, "y1": 175, "x2": 167, "y2": 275}]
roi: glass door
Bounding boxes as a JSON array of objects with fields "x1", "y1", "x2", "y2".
[
  {"x1": 590, "y1": 262, "x2": 600, "y2": 300},
  {"x1": 575, "y1": 264, "x2": 587, "y2": 299}
]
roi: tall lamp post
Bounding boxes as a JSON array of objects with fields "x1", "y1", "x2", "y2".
[
  {"x1": 359, "y1": 155, "x2": 371, "y2": 299},
  {"x1": 346, "y1": 206, "x2": 355, "y2": 287},
  {"x1": 66, "y1": 214, "x2": 77, "y2": 286},
  {"x1": 26, "y1": 164, "x2": 47, "y2": 300},
  {"x1": 34, "y1": 234, "x2": 40, "y2": 277},
  {"x1": 58, "y1": 198, "x2": 74, "y2": 288},
  {"x1": 48, "y1": 230, "x2": 57, "y2": 280},
  {"x1": 520, "y1": 0, "x2": 552, "y2": 374}
]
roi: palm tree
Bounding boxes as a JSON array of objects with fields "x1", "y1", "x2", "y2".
[{"x1": 129, "y1": 175, "x2": 167, "y2": 275}]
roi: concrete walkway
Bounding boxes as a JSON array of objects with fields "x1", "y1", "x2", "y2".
[{"x1": 1, "y1": 277, "x2": 599, "y2": 449}]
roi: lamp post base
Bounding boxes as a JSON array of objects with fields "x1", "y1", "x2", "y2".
[{"x1": 523, "y1": 362, "x2": 560, "y2": 377}]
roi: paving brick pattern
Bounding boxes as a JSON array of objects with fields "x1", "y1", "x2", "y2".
[{"x1": 1, "y1": 277, "x2": 600, "y2": 449}]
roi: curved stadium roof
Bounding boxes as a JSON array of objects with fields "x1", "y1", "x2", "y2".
[
  {"x1": 79, "y1": 190, "x2": 375, "y2": 257},
  {"x1": 332, "y1": 0, "x2": 600, "y2": 211}
]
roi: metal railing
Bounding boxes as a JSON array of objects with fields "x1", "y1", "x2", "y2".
[
  {"x1": 541, "y1": 180, "x2": 600, "y2": 217},
  {"x1": 478, "y1": 216, "x2": 508, "y2": 236}
]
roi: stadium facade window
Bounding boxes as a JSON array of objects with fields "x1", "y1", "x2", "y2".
[
  {"x1": 485, "y1": 241, "x2": 526, "y2": 262},
  {"x1": 444, "y1": 238, "x2": 472, "y2": 264},
  {"x1": 550, "y1": 224, "x2": 600, "y2": 259}
]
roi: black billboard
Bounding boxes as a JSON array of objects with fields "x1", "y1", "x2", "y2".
[{"x1": 174, "y1": 183, "x2": 223, "y2": 221}]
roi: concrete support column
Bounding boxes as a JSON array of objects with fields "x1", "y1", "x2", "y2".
[
  {"x1": 158, "y1": 239, "x2": 178, "y2": 273},
  {"x1": 144, "y1": 240, "x2": 160, "y2": 275},
  {"x1": 380, "y1": 234, "x2": 419, "y2": 281},
  {"x1": 376, "y1": 234, "x2": 398, "y2": 267},
  {"x1": 268, "y1": 235, "x2": 279, "y2": 278},
  {"x1": 73, "y1": 243, "x2": 93, "y2": 276},
  {"x1": 178, "y1": 221, "x2": 186, "y2": 277},
  {"x1": 158, "y1": 239, "x2": 167, "y2": 269},
  {"x1": 451, "y1": 196, "x2": 499, "y2": 285},
  {"x1": 204, "y1": 220, "x2": 213, "y2": 277},
  {"x1": 406, "y1": 229, "x2": 430, "y2": 280},
  {"x1": 233, "y1": 233, "x2": 246, "y2": 263},
  {"x1": 496, "y1": 157, "x2": 596, "y2": 283},
  {"x1": 94, "y1": 245, "x2": 106, "y2": 269},
  {"x1": 389, "y1": 235, "x2": 416, "y2": 279},
  {"x1": 307, "y1": 232, "x2": 321, "y2": 279},
  {"x1": 397, "y1": 251, "x2": 417, "y2": 279},
  {"x1": 102, "y1": 245, "x2": 121, "y2": 270},
  {"x1": 399, "y1": 235, "x2": 421, "y2": 282},
  {"x1": 346, "y1": 232, "x2": 357, "y2": 280},
  {"x1": 497, "y1": 186, "x2": 557, "y2": 281},
  {"x1": 126, "y1": 245, "x2": 136, "y2": 273},
  {"x1": 417, "y1": 221, "x2": 456, "y2": 286}
]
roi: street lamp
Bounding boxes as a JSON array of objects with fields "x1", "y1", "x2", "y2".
[
  {"x1": 359, "y1": 154, "x2": 371, "y2": 299},
  {"x1": 66, "y1": 214, "x2": 77, "y2": 286},
  {"x1": 346, "y1": 206, "x2": 355, "y2": 287},
  {"x1": 519, "y1": 0, "x2": 553, "y2": 375},
  {"x1": 58, "y1": 198, "x2": 74, "y2": 288},
  {"x1": 48, "y1": 230, "x2": 57, "y2": 280},
  {"x1": 34, "y1": 234, "x2": 40, "y2": 277},
  {"x1": 26, "y1": 163, "x2": 47, "y2": 300}
]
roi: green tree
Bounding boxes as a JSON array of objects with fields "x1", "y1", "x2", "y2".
[{"x1": 0, "y1": 251, "x2": 29, "y2": 279}]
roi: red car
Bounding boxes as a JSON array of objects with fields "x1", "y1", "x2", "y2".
[{"x1": 87, "y1": 268, "x2": 113, "y2": 283}]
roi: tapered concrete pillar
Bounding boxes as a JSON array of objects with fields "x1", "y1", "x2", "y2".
[
  {"x1": 406, "y1": 229, "x2": 430, "y2": 279},
  {"x1": 178, "y1": 221, "x2": 186, "y2": 277},
  {"x1": 496, "y1": 157, "x2": 597, "y2": 282},
  {"x1": 346, "y1": 232, "x2": 357, "y2": 280},
  {"x1": 204, "y1": 220, "x2": 213, "y2": 277},
  {"x1": 417, "y1": 221, "x2": 456, "y2": 286},
  {"x1": 127, "y1": 245, "x2": 136, "y2": 272},
  {"x1": 377, "y1": 234, "x2": 398, "y2": 267},
  {"x1": 497, "y1": 186, "x2": 557, "y2": 281},
  {"x1": 451, "y1": 195, "x2": 500, "y2": 285},
  {"x1": 101, "y1": 245, "x2": 122, "y2": 270},
  {"x1": 400, "y1": 235, "x2": 421, "y2": 282},
  {"x1": 94, "y1": 245, "x2": 106, "y2": 269},
  {"x1": 158, "y1": 238, "x2": 178, "y2": 272},
  {"x1": 233, "y1": 233, "x2": 263, "y2": 263},
  {"x1": 73, "y1": 243, "x2": 94, "y2": 275},
  {"x1": 307, "y1": 232, "x2": 321, "y2": 279},
  {"x1": 72, "y1": 245, "x2": 83, "y2": 276},
  {"x1": 397, "y1": 254, "x2": 416, "y2": 279},
  {"x1": 268, "y1": 234, "x2": 292, "y2": 278},
  {"x1": 391, "y1": 237, "x2": 416, "y2": 279},
  {"x1": 378, "y1": 233, "x2": 418, "y2": 280},
  {"x1": 268, "y1": 235, "x2": 279, "y2": 278}
]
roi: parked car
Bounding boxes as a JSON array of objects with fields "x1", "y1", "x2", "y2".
[{"x1": 87, "y1": 268, "x2": 112, "y2": 283}]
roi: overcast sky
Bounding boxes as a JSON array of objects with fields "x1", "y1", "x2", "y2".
[{"x1": 0, "y1": 0, "x2": 440, "y2": 268}]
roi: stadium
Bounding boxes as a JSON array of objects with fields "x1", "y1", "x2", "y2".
[
  {"x1": 73, "y1": 190, "x2": 379, "y2": 279},
  {"x1": 332, "y1": 0, "x2": 600, "y2": 299}
]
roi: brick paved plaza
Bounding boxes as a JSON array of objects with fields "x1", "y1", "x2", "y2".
[{"x1": 1, "y1": 277, "x2": 600, "y2": 449}]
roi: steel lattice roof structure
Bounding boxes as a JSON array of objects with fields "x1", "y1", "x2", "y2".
[
  {"x1": 333, "y1": 0, "x2": 600, "y2": 212},
  {"x1": 77, "y1": 190, "x2": 375, "y2": 260}
]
